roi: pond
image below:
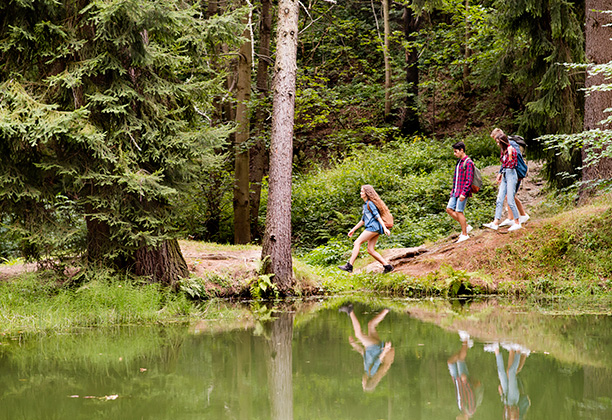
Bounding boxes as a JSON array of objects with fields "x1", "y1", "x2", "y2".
[{"x1": 1, "y1": 298, "x2": 611, "y2": 420}]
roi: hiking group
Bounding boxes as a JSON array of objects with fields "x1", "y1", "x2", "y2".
[
  {"x1": 337, "y1": 127, "x2": 530, "y2": 274},
  {"x1": 447, "y1": 127, "x2": 530, "y2": 243}
]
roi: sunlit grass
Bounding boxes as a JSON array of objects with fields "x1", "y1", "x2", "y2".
[{"x1": 0, "y1": 273, "x2": 197, "y2": 335}]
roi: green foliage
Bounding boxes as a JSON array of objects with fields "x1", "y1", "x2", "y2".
[
  {"x1": 301, "y1": 237, "x2": 352, "y2": 266},
  {"x1": 291, "y1": 135, "x2": 498, "y2": 250},
  {"x1": 0, "y1": 1, "x2": 243, "y2": 269},
  {"x1": 250, "y1": 273, "x2": 279, "y2": 300}
]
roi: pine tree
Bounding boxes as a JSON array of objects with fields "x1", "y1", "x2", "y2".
[{"x1": 0, "y1": 0, "x2": 244, "y2": 285}]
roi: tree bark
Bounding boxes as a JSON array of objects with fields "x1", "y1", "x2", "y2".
[
  {"x1": 401, "y1": 5, "x2": 420, "y2": 135},
  {"x1": 582, "y1": 0, "x2": 612, "y2": 197},
  {"x1": 462, "y1": 0, "x2": 471, "y2": 93},
  {"x1": 265, "y1": 312, "x2": 294, "y2": 420},
  {"x1": 134, "y1": 239, "x2": 189, "y2": 288},
  {"x1": 250, "y1": 0, "x2": 273, "y2": 242},
  {"x1": 261, "y1": 0, "x2": 299, "y2": 293},
  {"x1": 234, "y1": 21, "x2": 253, "y2": 244},
  {"x1": 382, "y1": 0, "x2": 391, "y2": 118}
]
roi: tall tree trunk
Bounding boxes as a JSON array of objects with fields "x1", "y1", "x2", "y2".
[
  {"x1": 401, "y1": 5, "x2": 420, "y2": 135},
  {"x1": 462, "y1": 0, "x2": 471, "y2": 93},
  {"x1": 382, "y1": 0, "x2": 391, "y2": 119},
  {"x1": 250, "y1": 0, "x2": 273, "y2": 242},
  {"x1": 265, "y1": 312, "x2": 294, "y2": 420},
  {"x1": 582, "y1": 0, "x2": 612, "y2": 198},
  {"x1": 234, "y1": 21, "x2": 253, "y2": 244},
  {"x1": 133, "y1": 239, "x2": 189, "y2": 288},
  {"x1": 261, "y1": 0, "x2": 299, "y2": 293}
]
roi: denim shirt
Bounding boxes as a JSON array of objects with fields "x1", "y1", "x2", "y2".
[{"x1": 363, "y1": 201, "x2": 384, "y2": 234}]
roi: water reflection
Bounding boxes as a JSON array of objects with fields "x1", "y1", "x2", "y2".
[
  {"x1": 338, "y1": 304, "x2": 395, "y2": 391},
  {"x1": 485, "y1": 342, "x2": 531, "y2": 420},
  {"x1": 265, "y1": 312, "x2": 294, "y2": 420},
  {"x1": 1, "y1": 299, "x2": 612, "y2": 420},
  {"x1": 447, "y1": 331, "x2": 483, "y2": 419}
]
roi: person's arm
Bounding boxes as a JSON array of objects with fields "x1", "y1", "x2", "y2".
[
  {"x1": 377, "y1": 216, "x2": 391, "y2": 235},
  {"x1": 348, "y1": 220, "x2": 364, "y2": 237},
  {"x1": 460, "y1": 160, "x2": 474, "y2": 200}
]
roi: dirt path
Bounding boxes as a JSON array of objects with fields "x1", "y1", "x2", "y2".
[
  {"x1": 363, "y1": 161, "x2": 545, "y2": 281},
  {"x1": 0, "y1": 162, "x2": 545, "y2": 287}
]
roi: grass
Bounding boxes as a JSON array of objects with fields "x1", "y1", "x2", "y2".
[{"x1": 0, "y1": 272, "x2": 197, "y2": 335}]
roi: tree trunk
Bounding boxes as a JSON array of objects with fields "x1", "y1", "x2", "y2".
[
  {"x1": 265, "y1": 312, "x2": 294, "y2": 420},
  {"x1": 134, "y1": 239, "x2": 189, "y2": 288},
  {"x1": 250, "y1": 0, "x2": 273, "y2": 242},
  {"x1": 85, "y1": 212, "x2": 112, "y2": 264},
  {"x1": 462, "y1": 0, "x2": 471, "y2": 93},
  {"x1": 401, "y1": 5, "x2": 420, "y2": 135},
  {"x1": 261, "y1": 0, "x2": 299, "y2": 293},
  {"x1": 234, "y1": 21, "x2": 253, "y2": 244},
  {"x1": 382, "y1": 0, "x2": 391, "y2": 118},
  {"x1": 582, "y1": 0, "x2": 612, "y2": 197}
]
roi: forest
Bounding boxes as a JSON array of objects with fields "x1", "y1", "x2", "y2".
[{"x1": 2, "y1": 0, "x2": 612, "y2": 303}]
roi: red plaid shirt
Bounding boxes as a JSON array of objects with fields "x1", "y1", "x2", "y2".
[
  {"x1": 451, "y1": 156, "x2": 474, "y2": 198},
  {"x1": 500, "y1": 146, "x2": 517, "y2": 169}
]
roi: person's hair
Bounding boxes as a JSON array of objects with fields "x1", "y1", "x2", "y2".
[
  {"x1": 361, "y1": 185, "x2": 392, "y2": 220},
  {"x1": 497, "y1": 133, "x2": 509, "y2": 151},
  {"x1": 491, "y1": 127, "x2": 504, "y2": 138},
  {"x1": 452, "y1": 141, "x2": 466, "y2": 152}
]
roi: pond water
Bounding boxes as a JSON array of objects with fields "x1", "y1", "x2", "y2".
[{"x1": 1, "y1": 298, "x2": 611, "y2": 420}]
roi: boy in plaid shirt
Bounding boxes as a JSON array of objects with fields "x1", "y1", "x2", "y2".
[{"x1": 446, "y1": 142, "x2": 474, "y2": 243}]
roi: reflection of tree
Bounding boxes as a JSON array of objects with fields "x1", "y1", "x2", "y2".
[{"x1": 265, "y1": 312, "x2": 295, "y2": 420}]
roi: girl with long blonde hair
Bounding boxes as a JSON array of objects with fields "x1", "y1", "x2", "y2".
[{"x1": 338, "y1": 185, "x2": 393, "y2": 273}]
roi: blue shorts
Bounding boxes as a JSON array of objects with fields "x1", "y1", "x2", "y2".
[{"x1": 447, "y1": 196, "x2": 468, "y2": 213}]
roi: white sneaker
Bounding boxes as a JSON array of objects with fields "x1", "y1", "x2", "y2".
[
  {"x1": 519, "y1": 214, "x2": 530, "y2": 224},
  {"x1": 499, "y1": 219, "x2": 514, "y2": 227},
  {"x1": 484, "y1": 342, "x2": 499, "y2": 353},
  {"x1": 508, "y1": 222, "x2": 522, "y2": 232},
  {"x1": 483, "y1": 222, "x2": 499, "y2": 230},
  {"x1": 466, "y1": 225, "x2": 473, "y2": 233},
  {"x1": 457, "y1": 234, "x2": 469, "y2": 243},
  {"x1": 458, "y1": 330, "x2": 474, "y2": 348}
]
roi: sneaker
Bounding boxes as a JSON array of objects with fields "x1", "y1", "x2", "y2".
[
  {"x1": 484, "y1": 342, "x2": 499, "y2": 353},
  {"x1": 508, "y1": 222, "x2": 522, "y2": 232},
  {"x1": 338, "y1": 303, "x2": 354, "y2": 314},
  {"x1": 338, "y1": 262, "x2": 353, "y2": 272},
  {"x1": 519, "y1": 214, "x2": 530, "y2": 224},
  {"x1": 483, "y1": 222, "x2": 499, "y2": 230},
  {"x1": 457, "y1": 234, "x2": 469, "y2": 243},
  {"x1": 383, "y1": 264, "x2": 394, "y2": 274},
  {"x1": 458, "y1": 330, "x2": 474, "y2": 348},
  {"x1": 499, "y1": 218, "x2": 514, "y2": 227},
  {"x1": 466, "y1": 225, "x2": 473, "y2": 234}
]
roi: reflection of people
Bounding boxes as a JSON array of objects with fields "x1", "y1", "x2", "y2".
[
  {"x1": 339, "y1": 304, "x2": 395, "y2": 391},
  {"x1": 337, "y1": 185, "x2": 393, "y2": 274},
  {"x1": 484, "y1": 342, "x2": 531, "y2": 420},
  {"x1": 448, "y1": 331, "x2": 483, "y2": 419}
]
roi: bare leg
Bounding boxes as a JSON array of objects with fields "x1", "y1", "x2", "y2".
[
  {"x1": 349, "y1": 311, "x2": 378, "y2": 347},
  {"x1": 446, "y1": 208, "x2": 468, "y2": 235},
  {"x1": 366, "y1": 309, "x2": 389, "y2": 339},
  {"x1": 365, "y1": 233, "x2": 389, "y2": 266},
  {"x1": 348, "y1": 230, "x2": 376, "y2": 264},
  {"x1": 514, "y1": 197, "x2": 526, "y2": 217}
]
